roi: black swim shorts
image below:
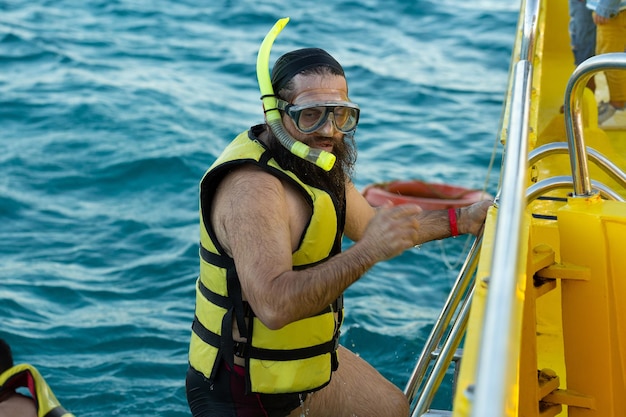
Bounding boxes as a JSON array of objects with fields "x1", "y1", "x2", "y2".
[{"x1": 186, "y1": 361, "x2": 307, "y2": 417}]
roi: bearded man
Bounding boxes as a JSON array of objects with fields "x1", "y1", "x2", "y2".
[{"x1": 185, "y1": 48, "x2": 490, "y2": 417}]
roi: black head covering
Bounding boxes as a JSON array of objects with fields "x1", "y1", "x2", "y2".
[
  {"x1": 271, "y1": 48, "x2": 345, "y2": 94},
  {"x1": 0, "y1": 338, "x2": 13, "y2": 372}
]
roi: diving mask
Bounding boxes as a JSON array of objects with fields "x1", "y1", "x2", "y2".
[{"x1": 276, "y1": 99, "x2": 360, "y2": 134}]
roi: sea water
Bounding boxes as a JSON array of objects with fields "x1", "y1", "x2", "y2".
[{"x1": 0, "y1": 1, "x2": 518, "y2": 415}]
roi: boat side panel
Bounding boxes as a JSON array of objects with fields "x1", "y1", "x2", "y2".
[{"x1": 558, "y1": 198, "x2": 626, "y2": 417}]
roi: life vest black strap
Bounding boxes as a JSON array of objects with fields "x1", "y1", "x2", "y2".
[
  {"x1": 331, "y1": 349, "x2": 339, "y2": 371},
  {"x1": 259, "y1": 149, "x2": 273, "y2": 166},
  {"x1": 191, "y1": 314, "x2": 232, "y2": 380},
  {"x1": 199, "y1": 244, "x2": 248, "y2": 339},
  {"x1": 220, "y1": 308, "x2": 236, "y2": 370},
  {"x1": 334, "y1": 295, "x2": 343, "y2": 312},
  {"x1": 200, "y1": 245, "x2": 233, "y2": 268},
  {"x1": 226, "y1": 267, "x2": 249, "y2": 340},
  {"x1": 247, "y1": 337, "x2": 339, "y2": 362},
  {"x1": 197, "y1": 280, "x2": 230, "y2": 310},
  {"x1": 245, "y1": 303, "x2": 336, "y2": 319},
  {"x1": 43, "y1": 407, "x2": 70, "y2": 417},
  {"x1": 191, "y1": 316, "x2": 221, "y2": 349}
]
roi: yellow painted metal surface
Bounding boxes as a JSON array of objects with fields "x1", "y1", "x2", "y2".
[{"x1": 558, "y1": 196, "x2": 626, "y2": 416}]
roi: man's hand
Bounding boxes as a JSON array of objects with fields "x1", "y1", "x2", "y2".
[
  {"x1": 358, "y1": 203, "x2": 424, "y2": 262},
  {"x1": 460, "y1": 199, "x2": 492, "y2": 236}
]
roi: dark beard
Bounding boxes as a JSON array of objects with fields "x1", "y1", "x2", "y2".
[{"x1": 265, "y1": 126, "x2": 357, "y2": 212}]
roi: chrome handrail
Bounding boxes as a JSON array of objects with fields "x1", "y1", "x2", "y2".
[
  {"x1": 564, "y1": 53, "x2": 626, "y2": 196},
  {"x1": 411, "y1": 285, "x2": 476, "y2": 417},
  {"x1": 471, "y1": 0, "x2": 539, "y2": 414},
  {"x1": 526, "y1": 176, "x2": 625, "y2": 203},
  {"x1": 529, "y1": 142, "x2": 626, "y2": 190},
  {"x1": 519, "y1": 0, "x2": 537, "y2": 62},
  {"x1": 470, "y1": 58, "x2": 532, "y2": 417},
  {"x1": 405, "y1": 235, "x2": 482, "y2": 408}
]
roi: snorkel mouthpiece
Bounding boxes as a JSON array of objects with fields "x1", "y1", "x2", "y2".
[{"x1": 256, "y1": 18, "x2": 336, "y2": 171}]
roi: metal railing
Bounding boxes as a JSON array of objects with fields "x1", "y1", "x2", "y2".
[
  {"x1": 470, "y1": 57, "x2": 532, "y2": 417},
  {"x1": 527, "y1": 176, "x2": 624, "y2": 203},
  {"x1": 470, "y1": 0, "x2": 538, "y2": 415},
  {"x1": 405, "y1": 235, "x2": 482, "y2": 416},
  {"x1": 530, "y1": 142, "x2": 626, "y2": 186},
  {"x1": 563, "y1": 53, "x2": 626, "y2": 197}
]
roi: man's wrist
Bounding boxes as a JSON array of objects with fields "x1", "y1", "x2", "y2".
[{"x1": 448, "y1": 208, "x2": 459, "y2": 237}]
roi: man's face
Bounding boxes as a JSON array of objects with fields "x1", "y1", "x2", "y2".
[{"x1": 281, "y1": 73, "x2": 349, "y2": 154}]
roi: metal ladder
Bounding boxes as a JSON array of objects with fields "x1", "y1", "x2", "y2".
[{"x1": 404, "y1": 234, "x2": 483, "y2": 417}]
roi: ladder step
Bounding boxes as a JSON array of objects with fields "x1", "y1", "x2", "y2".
[
  {"x1": 421, "y1": 410, "x2": 452, "y2": 417},
  {"x1": 431, "y1": 348, "x2": 463, "y2": 362}
]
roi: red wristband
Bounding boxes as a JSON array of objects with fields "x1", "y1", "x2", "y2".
[{"x1": 448, "y1": 208, "x2": 459, "y2": 237}]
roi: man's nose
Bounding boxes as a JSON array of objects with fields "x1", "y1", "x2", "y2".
[{"x1": 316, "y1": 112, "x2": 337, "y2": 136}]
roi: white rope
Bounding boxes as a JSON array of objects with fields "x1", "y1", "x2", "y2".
[{"x1": 438, "y1": 233, "x2": 474, "y2": 270}]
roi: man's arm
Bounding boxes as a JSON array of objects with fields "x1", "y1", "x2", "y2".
[
  {"x1": 212, "y1": 166, "x2": 424, "y2": 330},
  {"x1": 593, "y1": 0, "x2": 621, "y2": 22}
]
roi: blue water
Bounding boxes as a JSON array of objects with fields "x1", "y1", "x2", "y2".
[{"x1": 0, "y1": 1, "x2": 517, "y2": 415}]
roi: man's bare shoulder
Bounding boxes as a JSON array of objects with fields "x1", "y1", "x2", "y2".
[
  {"x1": 211, "y1": 164, "x2": 290, "y2": 249},
  {"x1": 216, "y1": 164, "x2": 284, "y2": 206},
  {"x1": 0, "y1": 394, "x2": 37, "y2": 417},
  {"x1": 221, "y1": 163, "x2": 277, "y2": 184}
]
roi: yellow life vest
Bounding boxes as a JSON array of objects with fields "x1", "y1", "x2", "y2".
[
  {"x1": 188, "y1": 127, "x2": 345, "y2": 394},
  {"x1": 0, "y1": 363, "x2": 75, "y2": 417}
]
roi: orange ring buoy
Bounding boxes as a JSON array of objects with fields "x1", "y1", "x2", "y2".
[{"x1": 362, "y1": 180, "x2": 491, "y2": 210}]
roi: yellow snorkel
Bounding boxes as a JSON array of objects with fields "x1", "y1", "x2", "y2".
[{"x1": 256, "y1": 18, "x2": 336, "y2": 171}]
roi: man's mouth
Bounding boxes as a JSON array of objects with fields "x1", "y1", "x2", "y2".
[{"x1": 311, "y1": 138, "x2": 334, "y2": 152}]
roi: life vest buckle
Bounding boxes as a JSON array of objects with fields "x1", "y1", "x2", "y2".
[{"x1": 234, "y1": 341, "x2": 248, "y2": 358}]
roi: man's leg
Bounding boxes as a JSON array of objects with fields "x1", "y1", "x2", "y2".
[
  {"x1": 288, "y1": 345, "x2": 409, "y2": 417},
  {"x1": 569, "y1": 0, "x2": 596, "y2": 67},
  {"x1": 596, "y1": 11, "x2": 626, "y2": 107}
]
